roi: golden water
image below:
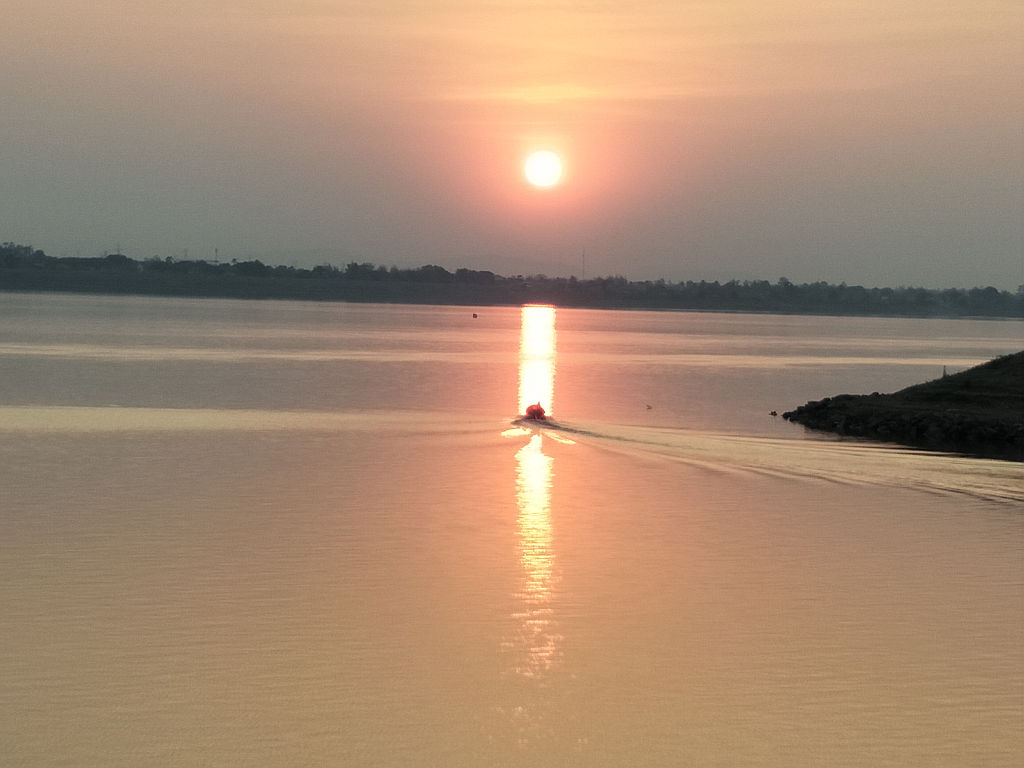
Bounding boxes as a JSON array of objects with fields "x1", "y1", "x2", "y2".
[{"x1": 1, "y1": 294, "x2": 1020, "y2": 766}]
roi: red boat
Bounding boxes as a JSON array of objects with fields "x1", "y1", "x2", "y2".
[{"x1": 523, "y1": 403, "x2": 546, "y2": 420}]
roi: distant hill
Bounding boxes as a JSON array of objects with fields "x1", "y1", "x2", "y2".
[
  {"x1": 784, "y1": 352, "x2": 1024, "y2": 460},
  {"x1": 2, "y1": 241, "x2": 1022, "y2": 318}
]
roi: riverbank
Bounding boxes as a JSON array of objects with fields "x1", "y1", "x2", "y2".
[
  {"x1": 2, "y1": 243, "x2": 1022, "y2": 317},
  {"x1": 783, "y1": 352, "x2": 1024, "y2": 460}
]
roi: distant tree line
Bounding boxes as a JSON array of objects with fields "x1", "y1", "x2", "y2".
[{"x1": 2, "y1": 242, "x2": 1021, "y2": 318}]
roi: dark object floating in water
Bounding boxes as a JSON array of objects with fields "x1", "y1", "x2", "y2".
[
  {"x1": 472, "y1": 313, "x2": 478, "y2": 318},
  {"x1": 783, "y1": 351, "x2": 1024, "y2": 461},
  {"x1": 523, "y1": 403, "x2": 547, "y2": 420}
]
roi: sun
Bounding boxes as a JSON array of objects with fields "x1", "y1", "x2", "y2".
[{"x1": 524, "y1": 150, "x2": 563, "y2": 188}]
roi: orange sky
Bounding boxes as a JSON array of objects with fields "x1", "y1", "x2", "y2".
[{"x1": 3, "y1": 1, "x2": 1022, "y2": 287}]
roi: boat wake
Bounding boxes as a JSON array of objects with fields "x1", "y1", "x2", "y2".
[{"x1": 517, "y1": 417, "x2": 1024, "y2": 505}]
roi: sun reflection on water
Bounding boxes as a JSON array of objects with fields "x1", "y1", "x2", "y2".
[
  {"x1": 506, "y1": 304, "x2": 563, "y2": 681},
  {"x1": 517, "y1": 305, "x2": 556, "y2": 417},
  {"x1": 512, "y1": 434, "x2": 561, "y2": 678}
]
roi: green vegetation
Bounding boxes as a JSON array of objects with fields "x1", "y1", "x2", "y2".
[
  {"x1": 2, "y1": 242, "x2": 1022, "y2": 318},
  {"x1": 784, "y1": 352, "x2": 1024, "y2": 460}
]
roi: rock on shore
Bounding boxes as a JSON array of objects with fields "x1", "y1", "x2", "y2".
[{"x1": 783, "y1": 351, "x2": 1024, "y2": 460}]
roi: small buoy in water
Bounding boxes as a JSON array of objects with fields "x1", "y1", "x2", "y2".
[{"x1": 472, "y1": 313, "x2": 478, "y2": 318}]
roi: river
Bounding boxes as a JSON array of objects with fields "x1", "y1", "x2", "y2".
[{"x1": 1, "y1": 293, "x2": 1021, "y2": 766}]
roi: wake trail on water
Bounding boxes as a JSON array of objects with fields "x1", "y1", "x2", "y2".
[{"x1": 517, "y1": 417, "x2": 1024, "y2": 506}]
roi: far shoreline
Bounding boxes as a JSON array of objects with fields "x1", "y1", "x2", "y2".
[
  {"x1": 5, "y1": 285, "x2": 1024, "y2": 323},
  {"x1": 2, "y1": 244, "x2": 1022, "y2": 319},
  {"x1": 2, "y1": 279, "x2": 1022, "y2": 322}
]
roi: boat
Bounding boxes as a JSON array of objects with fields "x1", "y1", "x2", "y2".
[{"x1": 523, "y1": 403, "x2": 546, "y2": 420}]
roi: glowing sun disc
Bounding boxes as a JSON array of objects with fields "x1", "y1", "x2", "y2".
[{"x1": 524, "y1": 151, "x2": 563, "y2": 188}]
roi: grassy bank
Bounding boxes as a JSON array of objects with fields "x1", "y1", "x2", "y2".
[{"x1": 783, "y1": 352, "x2": 1024, "y2": 460}]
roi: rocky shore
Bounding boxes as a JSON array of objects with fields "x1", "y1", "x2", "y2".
[{"x1": 783, "y1": 351, "x2": 1024, "y2": 460}]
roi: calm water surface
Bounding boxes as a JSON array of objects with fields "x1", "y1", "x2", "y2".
[{"x1": 1, "y1": 294, "x2": 1021, "y2": 766}]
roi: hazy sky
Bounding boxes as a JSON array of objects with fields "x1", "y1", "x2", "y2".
[{"x1": 4, "y1": 1, "x2": 1022, "y2": 288}]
